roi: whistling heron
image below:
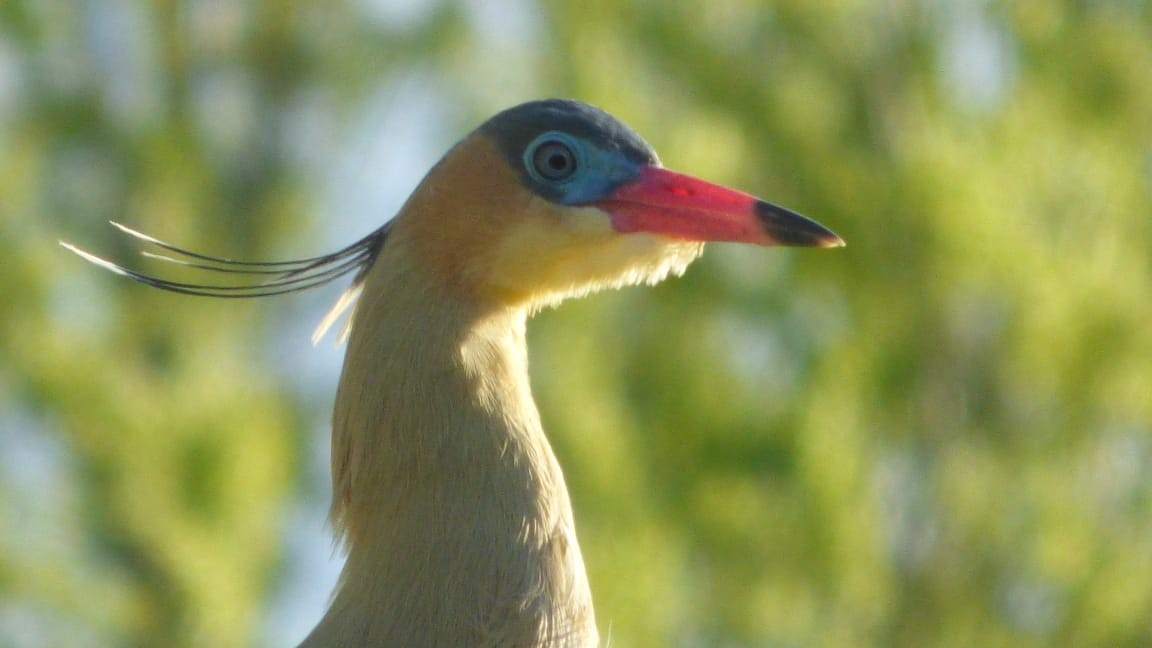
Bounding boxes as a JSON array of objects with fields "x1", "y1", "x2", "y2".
[{"x1": 64, "y1": 99, "x2": 842, "y2": 647}]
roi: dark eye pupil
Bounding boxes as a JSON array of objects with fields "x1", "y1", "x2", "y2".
[{"x1": 533, "y1": 141, "x2": 576, "y2": 180}]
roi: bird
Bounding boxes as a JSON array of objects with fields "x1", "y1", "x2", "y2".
[{"x1": 62, "y1": 99, "x2": 843, "y2": 647}]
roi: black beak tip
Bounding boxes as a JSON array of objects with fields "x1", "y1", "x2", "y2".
[{"x1": 755, "y1": 200, "x2": 845, "y2": 248}]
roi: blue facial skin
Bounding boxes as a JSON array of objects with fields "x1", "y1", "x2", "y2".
[
  {"x1": 480, "y1": 99, "x2": 658, "y2": 205},
  {"x1": 520, "y1": 131, "x2": 645, "y2": 206}
]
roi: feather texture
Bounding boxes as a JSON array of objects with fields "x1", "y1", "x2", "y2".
[{"x1": 60, "y1": 99, "x2": 839, "y2": 647}]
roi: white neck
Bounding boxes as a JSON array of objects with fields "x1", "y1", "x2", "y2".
[{"x1": 300, "y1": 238, "x2": 598, "y2": 647}]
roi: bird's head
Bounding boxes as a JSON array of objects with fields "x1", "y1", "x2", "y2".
[
  {"x1": 60, "y1": 99, "x2": 842, "y2": 336},
  {"x1": 395, "y1": 99, "x2": 842, "y2": 310}
]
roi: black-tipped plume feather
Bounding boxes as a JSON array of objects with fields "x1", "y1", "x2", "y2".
[{"x1": 60, "y1": 221, "x2": 389, "y2": 341}]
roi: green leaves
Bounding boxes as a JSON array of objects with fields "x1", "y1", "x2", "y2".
[{"x1": 3, "y1": 1, "x2": 1149, "y2": 645}]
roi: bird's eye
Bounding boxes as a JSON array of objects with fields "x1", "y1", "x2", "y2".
[{"x1": 531, "y1": 140, "x2": 578, "y2": 181}]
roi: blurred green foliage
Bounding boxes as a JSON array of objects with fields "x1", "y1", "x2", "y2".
[{"x1": 1, "y1": 1, "x2": 1150, "y2": 646}]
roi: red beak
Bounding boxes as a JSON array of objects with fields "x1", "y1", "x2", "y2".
[{"x1": 594, "y1": 166, "x2": 844, "y2": 248}]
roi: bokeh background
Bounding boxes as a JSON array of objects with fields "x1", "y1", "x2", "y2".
[{"x1": 2, "y1": 1, "x2": 1151, "y2": 646}]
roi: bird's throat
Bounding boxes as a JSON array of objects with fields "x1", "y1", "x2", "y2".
[{"x1": 300, "y1": 241, "x2": 598, "y2": 647}]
